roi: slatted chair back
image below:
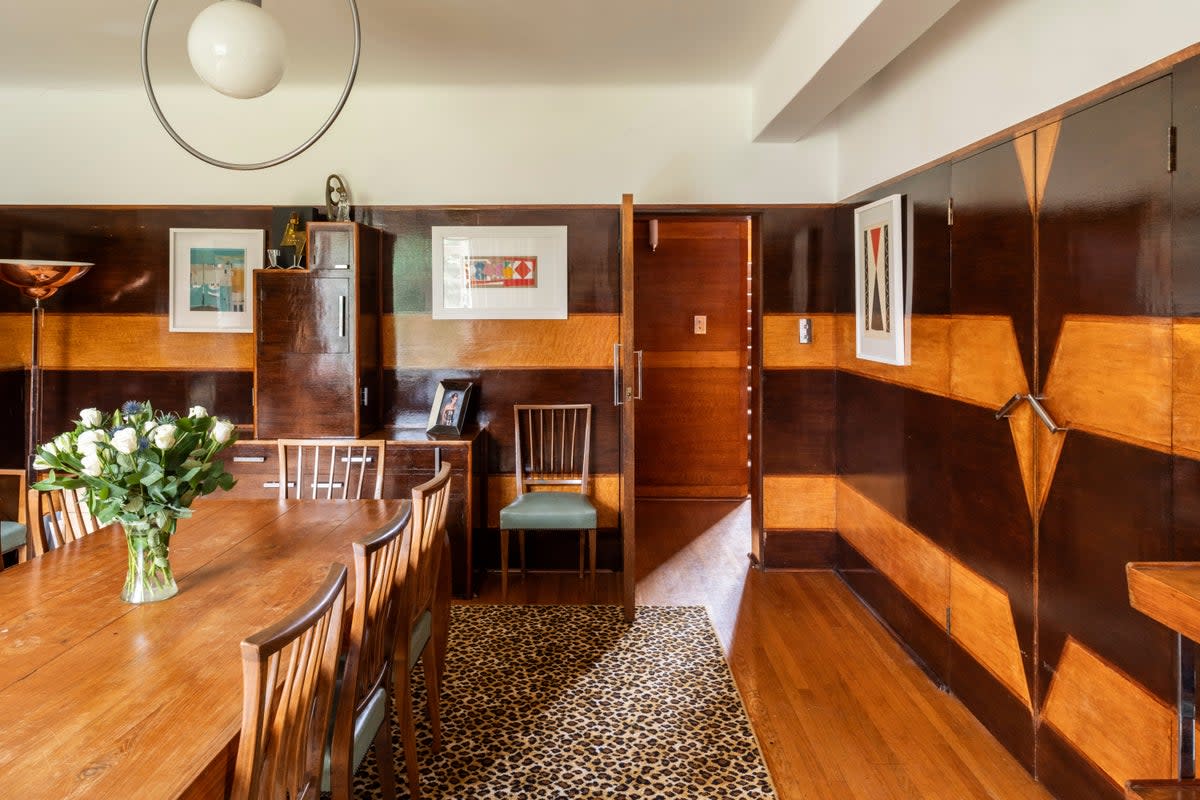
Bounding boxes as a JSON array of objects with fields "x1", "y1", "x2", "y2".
[
  {"x1": 514, "y1": 404, "x2": 592, "y2": 496},
  {"x1": 28, "y1": 487, "x2": 97, "y2": 554},
  {"x1": 276, "y1": 440, "x2": 387, "y2": 500},
  {"x1": 231, "y1": 563, "x2": 348, "y2": 800},
  {"x1": 327, "y1": 510, "x2": 410, "y2": 799},
  {"x1": 394, "y1": 462, "x2": 452, "y2": 799}
]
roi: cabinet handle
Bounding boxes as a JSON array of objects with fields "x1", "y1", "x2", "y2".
[
  {"x1": 338, "y1": 295, "x2": 347, "y2": 337},
  {"x1": 233, "y1": 455, "x2": 267, "y2": 463},
  {"x1": 361, "y1": 387, "x2": 369, "y2": 406},
  {"x1": 635, "y1": 349, "x2": 644, "y2": 400}
]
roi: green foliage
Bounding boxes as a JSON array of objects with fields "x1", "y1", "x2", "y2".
[{"x1": 32, "y1": 402, "x2": 239, "y2": 528}]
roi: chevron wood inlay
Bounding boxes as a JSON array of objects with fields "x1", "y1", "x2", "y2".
[
  {"x1": 1173, "y1": 319, "x2": 1200, "y2": 460},
  {"x1": 1035, "y1": 121, "x2": 1062, "y2": 212},
  {"x1": 1014, "y1": 132, "x2": 1038, "y2": 216},
  {"x1": 835, "y1": 315, "x2": 951, "y2": 396},
  {"x1": 949, "y1": 561, "x2": 1032, "y2": 709},
  {"x1": 1042, "y1": 637, "x2": 1176, "y2": 789},
  {"x1": 949, "y1": 315, "x2": 1029, "y2": 408}
]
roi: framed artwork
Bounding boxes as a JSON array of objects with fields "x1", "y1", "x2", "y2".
[
  {"x1": 431, "y1": 225, "x2": 568, "y2": 319},
  {"x1": 853, "y1": 194, "x2": 909, "y2": 366},
  {"x1": 168, "y1": 228, "x2": 265, "y2": 332},
  {"x1": 426, "y1": 380, "x2": 475, "y2": 438}
]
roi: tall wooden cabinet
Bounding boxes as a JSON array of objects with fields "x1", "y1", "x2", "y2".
[{"x1": 253, "y1": 221, "x2": 382, "y2": 438}]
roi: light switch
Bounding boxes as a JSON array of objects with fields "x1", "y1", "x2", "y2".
[
  {"x1": 694, "y1": 315, "x2": 707, "y2": 334},
  {"x1": 798, "y1": 317, "x2": 812, "y2": 344}
]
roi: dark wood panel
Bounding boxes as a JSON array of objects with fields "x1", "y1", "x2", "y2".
[
  {"x1": 1037, "y1": 78, "x2": 1172, "y2": 387},
  {"x1": 950, "y1": 138, "x2": 1036, "y2": 384},
  {"x1": 948, "y1": 637, "x2": 1035, "y2": 772},
  {"x1": 0, "y1": 207, "x2": 272, "y2": 315},
  {"x1": 1038, "y1": 431, "x2": 1175, "y2": 705},
  {"x1": 384, "y1": 368, "x2": 619, "y2": 474},
  {"x1": 761, "y1": 529, "x2": 836, "y2": 569},
  {"x1": 1174, "y1": 455, "x2": 1200, "y2": 560},
  {"x1": 1175, "y1": 56, "x2": 1200, "y2": 316},
  {"x1": 358, "y1": 207, "x2": 620, "y2": 315},
  {"x1": 837, "y1": 539, "x2": 950, "y2": 686},
  {"x1": 837, "y1": 372, "x2": 954, "y2": 551},
  {"x1": 761, "y1": 368, "x2": 835, "y2": 474},
  {"x1": 837, "y1": 164, "x2": 952, "y2": 316},
  {"x1": 1037, "y1": 722, "x2": 1124, "y2": 800},
  {"x1": 949, "y1": 398, "x2": 1035, "y2": 688},
  {"x1": 634, "y1": 218, "x2": 748, "y2": 352},
  {"x1": 758, "y1": 207, "x2": 838, "y2": 314},
  {"x1": 39, "y1": 370, "x2": 253, "y2": 441},
  {"x1": 635, "y1": 366, "x2": 748, "y2": 495},
  {"x1": 0, "y1": 369, "x2": 24, "y2": 468}
]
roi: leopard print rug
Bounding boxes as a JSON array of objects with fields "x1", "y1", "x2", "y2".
[{"x1": 342, "y1": 604, "x2": 777, "y2": 798}]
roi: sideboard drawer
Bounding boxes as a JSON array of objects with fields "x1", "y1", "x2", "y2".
[{"x1": 223, "y1": 441, "x2": 281, "y2": 499}]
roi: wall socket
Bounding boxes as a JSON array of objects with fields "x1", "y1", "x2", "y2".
[
  {"x1": 694, "y1": 315, "x2": 707, "y2": 334},
  {"x1": 798, "y1": 317, "x2": 812, "y2": 344}
]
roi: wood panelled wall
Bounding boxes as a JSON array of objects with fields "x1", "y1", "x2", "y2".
[{"x1": 809, "y1": 59, "x2": 1200, "y2": 800}]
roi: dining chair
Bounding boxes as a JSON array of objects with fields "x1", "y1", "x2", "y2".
[
  {"x1": 396, "y1": 462, "x2": 453, "y2": 800},
  {"x1": 231, "y1": 563, "x2": 348, "y2": 800},
  {"x1": 324, "y1": 510, "x2": 409, "y2": 800},
  {"x1": 276, "y1": 439, "x2": 387, "y2": 500},
  {"x1": 498, "y1": 404, "x2": 597, "y2": 597},
  {"x1": 0, "y1": 469, "x2": 28, "y2": 569},
  {"x1": 26, "y1": 486, "x2": 97, "y2": 555}
]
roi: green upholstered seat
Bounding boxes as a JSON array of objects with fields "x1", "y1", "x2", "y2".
[
  {"x1": 0, "y1": 521, "x2": 27, "y2": 554},
  {"x1": 499, "y1": 492, "x2": 597, "y2": 530}
]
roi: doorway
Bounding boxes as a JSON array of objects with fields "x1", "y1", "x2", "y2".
[{"x1": 632, "y1": 216, "x2": 751, "y2": 498}]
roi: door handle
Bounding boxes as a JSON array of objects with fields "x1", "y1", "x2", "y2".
[
  {"x1": 994, "y1": 393, "x2": 1024, "y2": 420},
  {"x1": 338, "y1": 295, "x2": 347, "y2": 338},
  {"x1": 1026, "y1": 395, "x2": 1065, "y2": 433},
  {"x1": 635, "y1": 349, "x2": 644, "y2": 400},
  {"x1": 613, "y1": 342, "x2": 623, "y2": 406}
]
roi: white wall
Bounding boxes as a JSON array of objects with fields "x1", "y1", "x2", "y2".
[
  {"x1": 0, "y1": 84, "x2": 837, "y2": 205},
  {"x1": 833, "y1": 0, "x2": 1200, "y2": 198}
]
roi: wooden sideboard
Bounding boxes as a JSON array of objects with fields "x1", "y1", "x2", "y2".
[{"x1": 224, "y1": 426, "x2": 487, "y2": 597}]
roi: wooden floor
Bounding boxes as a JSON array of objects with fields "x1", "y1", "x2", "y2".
[{"x1": 466, "y1": 499, "x2": 1054, "y2": 799}]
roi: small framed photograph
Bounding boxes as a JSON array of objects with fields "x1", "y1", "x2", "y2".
[
  {"x1": 169, "y1": 228, "x2": 265, "y2": 333},
  {"x1": 853, "y1": 194, "x2": 910, "y2": 365},
  {"x1": 426, "y1": 380, "x2": 475, "y2": 438}
]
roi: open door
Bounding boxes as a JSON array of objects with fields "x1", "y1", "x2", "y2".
[{"x1": 619, "y1": 193, "x2": 637, "y2": 622}]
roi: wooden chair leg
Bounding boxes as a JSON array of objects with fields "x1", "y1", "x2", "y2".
[
  {"x1": 578, "y1": 531, "x2": 584, "y2": 577},
  {"x1": 397, "y1": 666, "x2": 421, "y2": 799},
  {"x1": 500, "y1": 529, "x2": 509, "y2": 598},
  {"x1": 372, "y1": 695, "x2": 397, "y2": 800},
  {"x1": 424, "y1": 651, "x2": 442, "y2": 753},
  {"x1": 589, "y1": 529, "x2": 597, "y2": 600},
  {"x1": 518, "y1": 530, "x2": 526, "y2": 577}
]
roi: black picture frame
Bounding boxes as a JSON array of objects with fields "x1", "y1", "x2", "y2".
[{"x1": 426, "y1": 380, "x2": 474, "y2": 438}]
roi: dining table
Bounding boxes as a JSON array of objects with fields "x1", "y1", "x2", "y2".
[{"x1": 0, "y1": 497, "x2": 411, "y2": 799}]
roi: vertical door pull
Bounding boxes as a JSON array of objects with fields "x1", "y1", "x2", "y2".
[
  {"x1": 1026, "y1": 395, "x2": 1065, "y2": 433},
  {"x1": 613, "y1": 343, "x2": 623, "y2": 406},
  {"x1": 635, "y1": 350, "x2": 644, "y2": 399},
  {"x1": 338, "y1": 295, "x2": 347, "y2": 337}
]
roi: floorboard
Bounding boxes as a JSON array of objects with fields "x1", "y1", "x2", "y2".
[{"x1": 464, "y1": 498, "x2": 1053, "y2": 799}]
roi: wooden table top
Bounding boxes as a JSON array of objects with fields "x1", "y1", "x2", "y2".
[
  {"x1": 1127, "y1": 561, "x2": 1200, "y2": 643},
  {"x1": 0, "y1": 498, "x2": 409, "y2": 799}
]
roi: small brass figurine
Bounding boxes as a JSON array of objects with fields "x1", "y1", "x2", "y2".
[
  {"x1": 325, "y1": 174, "x2": 350, "y2": 222},
  {"x1": 279, "y1": 212, "x2": 306, "y2": 268}
]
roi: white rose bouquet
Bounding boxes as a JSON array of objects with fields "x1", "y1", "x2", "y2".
[{"x1": 32, "y1": 401, "x2": 239, "y2": 603}]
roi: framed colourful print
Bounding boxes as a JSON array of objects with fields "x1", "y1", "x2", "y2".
[
  {"x1": 431, "y1": 226, "x2": 568, "y2": 319},
  {"x1": 853, "y1": 194, "x2": 909, "y2": 366},
  {"x1": 168, "y1": 228, "x2": 265, "y2": 333}
]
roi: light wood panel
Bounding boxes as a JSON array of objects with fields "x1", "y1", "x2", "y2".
[
  {"x1": 949, "y1": 315, "x2": 1028, "y2": 407},
  {"x1": 1127, "y1": 561, "x2": 1200, "y2": 644},
  {"x1": 948, "y1": 561, "x2": 1032, "y2": 709},
  {"x1": 1173, "y1": 320, "x2": 1200, "y2": 459},
  {"x1": 0, "y1": 313, "x2": 253, "y2": 370},
  {"x1": 835, "y1": 314, "x2": 951, "y2": 397},
  {"x1": 1042, "y1": 638, "x2": 1177, "y2": 789},
  {"x1": 487, "y1": 473, "x2": 619, "y2": 528},
  {"x1": 763, "y1": 475, "x2": 836, "y2": 530},
  {"x1": 1042, "y1": 315, "x2": 1173, "y2": 453},
  {"x1": 384, "y1": 313, "x2": 617, "y2": 369},
  {"x1": 763, "y1": 313, "x2": 836, "y2": 369}
]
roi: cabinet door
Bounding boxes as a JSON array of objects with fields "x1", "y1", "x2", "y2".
[{"x1": 256, "y1": 275, "x2": 357, "y2": 437}]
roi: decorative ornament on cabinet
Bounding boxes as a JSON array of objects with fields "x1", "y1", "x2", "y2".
[{"x1": 326, "y1": 174, "x2": 351, "y2": 222}]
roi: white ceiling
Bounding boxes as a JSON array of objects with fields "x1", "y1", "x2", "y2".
[{"x1": 1, "y1": 0, "x2": 960, "y2": 141}]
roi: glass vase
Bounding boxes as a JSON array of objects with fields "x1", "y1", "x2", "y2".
[{"x1": 121, "y1": 519, "x2": 178, "y2": 603}]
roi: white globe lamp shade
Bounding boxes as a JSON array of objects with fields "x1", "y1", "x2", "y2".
[{"x1": 187, "y1": 0, "x2": 285, "y2": 100}]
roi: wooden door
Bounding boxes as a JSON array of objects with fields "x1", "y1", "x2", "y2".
[{"x1": 633, "y1": 216, "x2": 750, "y2": 498}]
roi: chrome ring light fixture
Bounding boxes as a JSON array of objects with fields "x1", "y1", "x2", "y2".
[{"x1": 139, "y1": 0, "x2": 361, "y2": 170}]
